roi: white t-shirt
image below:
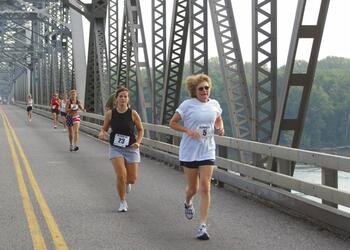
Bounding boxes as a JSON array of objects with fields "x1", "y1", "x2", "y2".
[
  {"x1": 27, "y1": 99, "x2": 33, "y2": 107},
  {"x1": 60, "y1": 100, "x2": 66, "y2": 112},
  {"x1": 176, "y1": 98, "x2": 222, "y2": 161}
]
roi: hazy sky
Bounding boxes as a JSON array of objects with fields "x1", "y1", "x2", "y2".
[{"x1": 81, "y1": 0, "x2": 350, "y2": 66}]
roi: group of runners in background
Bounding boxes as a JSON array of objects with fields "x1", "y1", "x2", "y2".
[{"x1": 26, "y1": 89, "x2": 85, "y2": 152}]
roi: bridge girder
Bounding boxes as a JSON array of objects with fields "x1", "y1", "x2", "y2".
[
  {"x1": 269, "y1": 0, "x2": 330, "y2": 174},
  {"x1": 0, "y1": 0, "x2": 76, "y2": 105}
]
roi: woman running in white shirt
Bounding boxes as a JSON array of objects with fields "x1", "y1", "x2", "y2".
[
  {"x1": 169, "y1": 73, "x2": 224, "y2": 240},
  {"x1": 26, "y1": 94, "x2": 33, "y2": 122}
]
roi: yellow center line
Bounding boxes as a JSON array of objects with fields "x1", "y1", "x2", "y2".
[
  {"x1": 2, "y1": 110, "x2": 69, "y2": 250},
  {"x1": 0, "y1": 110, "x2": 47, "y2": 250}
]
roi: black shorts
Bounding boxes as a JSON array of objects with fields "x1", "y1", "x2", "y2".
[
  {"x1": 26, "y1": 106, "x2": 32, "y2": 112},
  {"x1": 60, "y1": 111, "x2": 67, "y2": 117},
  {"x1": 180, "y1": 160, "x2": 215, "y2": 169},
  {"x1": 51, "y1": 109, "x2": 59, "y2": 114}
]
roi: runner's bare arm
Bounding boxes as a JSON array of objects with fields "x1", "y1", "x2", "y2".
[{"x1": 98, "y1": 110, "x2": 112, "y2": 140}]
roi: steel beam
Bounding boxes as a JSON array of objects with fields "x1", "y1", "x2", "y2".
[
  {"x1": 62, "y1": 0, "x2": 92, "y2": 20},
  {"x1": 70, "y1": 8, "x2": 86, "y2": 103},
  {"x1": 116, "y1": 11, "x2": 132, "y2": 90},
  {"x1": 208, "y1": 0, "x2": 253, "y2": 162},
  {"x1": 269, "y1": 0, "x2": 330, "y2": 173},
  {"x1": 152, "y1": 0, "x2": 166, "y2": 124},
  {"x1": 252, "y1": 0, "x2": 277, "y2": 144},
  {"x1": 108, "y1": 0, "x2": 118, "y2": 93},
  {"x1": 84, "y1": 0, "x2": 108, "y2": 114},
  {"x1": 125, "y1": 0, "x2": 153, "y2": 124},
  {"x1": 190, "y1": 0, "x2": 208, "y2": 75},
  {"x1": 161, "y1": 0, "x2": 190, "y2": 125}
]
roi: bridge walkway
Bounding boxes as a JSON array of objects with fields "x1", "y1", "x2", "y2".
[{"x1": 0, "y1": 105, "x2": 349, "y2": 249}]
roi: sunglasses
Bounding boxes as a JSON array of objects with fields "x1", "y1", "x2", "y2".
[{"x1": 197, "y1": 86, "x2": 210, "y2": 91}]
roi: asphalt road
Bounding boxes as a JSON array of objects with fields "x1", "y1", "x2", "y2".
[{"x1": 0, "y1": 104, "x2": 349, "y2": 250}]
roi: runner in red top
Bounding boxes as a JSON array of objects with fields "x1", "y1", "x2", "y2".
[{"x1": 50, "y1": 93, "x2": 60, "y2": 129}]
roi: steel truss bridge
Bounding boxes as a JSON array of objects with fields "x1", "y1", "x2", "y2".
[{"x1": 1, "y1": 0, "x2": 350, "y2": 235}]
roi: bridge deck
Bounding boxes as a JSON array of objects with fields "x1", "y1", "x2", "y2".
[{"x1": 0, "y1": 105, "x2": 349, "y2": 249}]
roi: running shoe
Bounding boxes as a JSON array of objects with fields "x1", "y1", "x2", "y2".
[
  {"x1": 73, "y1": 146, "x2": 79, "y2": 151},
  {"x1": 126, "y1": 184, "x2": 131, "y2": 193},
  {"x1": 118, "y1": 200, "x2": 128, "y2": 212},
  {"x1": 54, "y1": 125, "x2": 57, "y2": 129},
  {"x1": 196, "y1": 224, "x2": 210, "y2": 240},
  {"x1": 69, "y1": 145, "x2": 74, "y2": 152},
  {"x1": 184, "y1": 201, "x2": 195, "y2": 220}
]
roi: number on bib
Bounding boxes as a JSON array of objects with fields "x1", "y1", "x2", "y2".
[
  {"x1": 113, "y1": 134, "x2": 130, "y2": 147},
  {"x1": 71, "y1": 104, "x2": 79, "y2": 111},
  {"x1": 197, "y1": 124, "x2": 213, "y2": 139}
]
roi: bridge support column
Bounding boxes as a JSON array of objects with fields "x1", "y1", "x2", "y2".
[
  {"x1": 216, "y1": 146, "x2": 228, "y2": 187},
  {"x1": 276, "y1": 159, "x2": 292, "y2": 192},
  {"x1": 277, "y1": 159, "x2": 292, "y2": 176},
  {"x1": 322, "y1": 168, "x2": 338, "y2": 208}
]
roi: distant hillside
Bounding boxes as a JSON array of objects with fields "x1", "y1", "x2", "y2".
[{"x1": 179, "y1": 56, "x2": 350, "y2": 148}]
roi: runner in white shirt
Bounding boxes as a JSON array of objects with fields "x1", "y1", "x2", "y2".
[
  {"x1": 26, "y1": 94, "x2": 33, "y2": 122},
  {"x1": 169, "y1": 73, "x2": 224, "y2": 241},
  {"x1": 60, "y1": 93, "x2": 68, "y2": 132}
]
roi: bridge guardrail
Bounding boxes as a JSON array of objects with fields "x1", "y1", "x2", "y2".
[
  {"x1": 15, "y1": 102, "x2": 350, "y2": 233},
  {"x1": 142, "y1": 124, "x2": 350, "y2": 207}
]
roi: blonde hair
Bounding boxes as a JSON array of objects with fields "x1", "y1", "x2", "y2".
[{"x1": 185, "y1": 73, "x2": 212, "y2": 98}]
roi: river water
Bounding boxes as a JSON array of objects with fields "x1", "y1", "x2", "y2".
[
  {"x1": 294, "y1": 165, "x2": 350, "y2": 192},
  {"x1": 294, "y1": 148, "x2": 350, "y2": 192},
  {"x1": 293, "y1": 163, "x2": 350, "y2": 213}
]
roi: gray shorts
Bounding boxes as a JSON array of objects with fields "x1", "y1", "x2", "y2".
[{"x1": 109, "y1": 145, "x2": 140, "y2": 163}]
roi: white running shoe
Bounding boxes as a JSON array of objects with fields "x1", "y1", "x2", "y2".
[
  {"x1": 196, "y1": 224, "x2": 210, "y2": 240},
  {"x1": 126, "y1": 184, "x2": 131, "y2": 193},
  {"x1": 184, "y1": 201, "x2": 195, "y2": 220},
  {"x1": 118, "y1": 200, "x2": 128, "y2": 212},
  {"x1": 54, "y1": 125, "x2": 57, "y2": 129}
]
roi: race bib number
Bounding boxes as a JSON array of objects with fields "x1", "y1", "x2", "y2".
[
  {"x1": 113, "y1": 134, "x2": 130, "y2": 147},
  {"x1": 52, "y1": 105, "x2": 56, "y2": 109},
  {"x1": 197, "y1": 124, "x2": 213, "y2": 139}
]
